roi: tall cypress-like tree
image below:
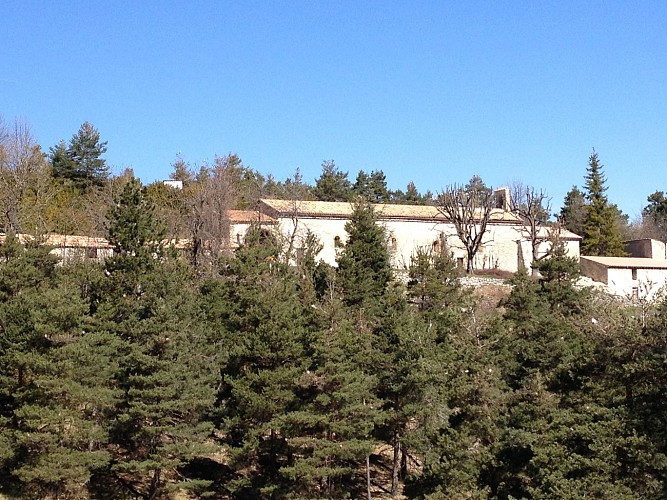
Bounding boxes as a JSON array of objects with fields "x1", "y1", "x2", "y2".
[{"x1": 581, "y1": 151, "x2": 626, "y2": 256}]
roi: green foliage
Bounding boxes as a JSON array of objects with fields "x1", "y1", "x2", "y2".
[
  {"x1": 643, "y1": 190, "x2": 667, "y2": 239},
  {"x1": 581, "y1": 150, "x2": 626, "y2": 256},
  {"x1": 336, "y1": 200, "x2": 392, "y2": 309},
  {"x1": 533, "y1": 238, "x2": 588, "y2": 315},
  {"x1": 50, "y1": 122, "x2": 109, "y2": 190},
  {"x1": 0, "y1": 235, "x2": 116, "y2": 498},
  {"x1": 85, "y1": 177, "x2": 216, "y2": 497},
  {"x1": 353, "y1": 169, "x2": 390, "y2": 202},
  {"x1": 407, "y1": 245, "x2": 468, "y2": 322},
  {"x1": 202, "y1": 235, "x2": 312, "y2": 497},
  {"x1": 313, "y1": 160, "x2": 352, "y2": 202},
  {"x1": 277, "y1": 309, "x2": 383, "y2": 497},
  {"x1": 559, "y1": 186, "x2": 587, "y2": 236}
]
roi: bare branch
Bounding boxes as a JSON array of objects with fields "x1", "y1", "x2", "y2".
[
  {"x1": 436, "y1": 183, "x2": 494, "y2": 273},
  {"x1": 509, "y1": 182, "x2": 551, "y2": 275}
]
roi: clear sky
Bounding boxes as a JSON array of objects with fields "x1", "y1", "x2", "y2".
[{"x1": 3, "y1": 1, "x2": 666, "y2": 218}]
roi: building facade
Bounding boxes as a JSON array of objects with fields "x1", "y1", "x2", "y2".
[{"x1": 258, "y1": 198, "x2": 580, "y2": 273}]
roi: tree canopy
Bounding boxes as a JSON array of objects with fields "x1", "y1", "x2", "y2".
[
  {"x1": 581, "y1": 150, "x2": 626, "y2": 256},
  {"x1": 50, "y1": 122, "x2": 109, "y2": 190}
]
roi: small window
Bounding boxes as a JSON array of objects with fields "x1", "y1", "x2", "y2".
[
  {"x1": 632, "y1": 268, "x2": 638, "y2": 280},
  {"x1": 334, "y1": 236, "x2": 343, "y2": 248},
  {"x1": 86, "y1": 247, "x2": 98, "y2": 259},
  {"x1": 457, "y1": 257, "x2": 464, "y2": 268},
  {"x1": 391, "y1": 237, "x2": 397, "y2": 250},
  {"x1": 432, "y1": 240, "x2": 440, "y2": 252}
]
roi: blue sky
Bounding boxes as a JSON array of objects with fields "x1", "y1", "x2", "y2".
[{"x1": 3, "y1": 1, "x2": 666, "y2": 217}]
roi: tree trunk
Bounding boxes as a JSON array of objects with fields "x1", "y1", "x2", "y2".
[
  {"x1": 401, "y1": 445, "x2": 408, "y2": 478},
  {"x1": 366, "y1": 454, "x2": 372, "y2": 500},
  {"x1": 391, "y1": 430, "x2": 400, "y2": 496},
  {"x1": 147, "y1": 468, "x2": 161, "y2": 500}
]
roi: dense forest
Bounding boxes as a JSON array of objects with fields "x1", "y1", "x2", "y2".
[{"x1": 3, "y1": 119, "x2": 667, "y2": 498}]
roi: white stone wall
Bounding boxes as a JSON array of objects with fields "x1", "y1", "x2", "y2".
[
  {"x1": 270, "y1": 215, "x2": 578, "y2": 274},
  {"x1": 274, "y1": 216, "x2": 349, "y2": 265},
  {"x1": 51, "y1": 246, "x2": 114, "y2": 264},
  {"x1": 607, "y1": 267, "x2": 667, "y2": 300}
]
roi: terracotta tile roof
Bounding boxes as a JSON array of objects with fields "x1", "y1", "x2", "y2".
[
  {"x1": 259, "y1": 199, "x2": 522, "y2": 223},
  {"x1": 534, "y1": 227, "x2": 582, "y2": 240},
  {"x1": 45, "y1": 234, "x2": 114, "y2": 248},
  {"x1": 0, "y1": 233, "x2": 114, "y2": 248},
  {"x1": 581, "y1": 256, "x2": 667, "y2": 269},
  {"x1": 227, "y1": 210, "x2": 276, "y2": 224}
]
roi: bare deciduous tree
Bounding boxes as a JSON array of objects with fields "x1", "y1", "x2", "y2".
[
  {"x1": 437, "y1": 182, "x2": 494, "y2": 274},
  {"x1": 186, "y1": 156, "x2": 234, "y2": 269},
  {"x1": 0, "y1": 118, "x2": 52, "y2": 233},
  {"x1": 510, "y1": 182, "x2": 551, "y2": 275}
]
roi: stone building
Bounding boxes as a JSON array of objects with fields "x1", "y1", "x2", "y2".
[
  {"x1": 258, "y1": 198, "x2": 580, "y2": 273},
  {"x1": 578, "y1": 238, "x2": 667, "y2": 300},
  {"x1": 0, "y1": 233, "x2": 114, "y2": 264},
  {"x1": 580, "y1": 255, "x2": 667, "y2": 300}
]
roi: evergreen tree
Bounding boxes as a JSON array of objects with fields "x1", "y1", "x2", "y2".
[
  {"x1": 202, "y1": 227, "x2": 312, "y2": 497},
  {"x1": 533, "y1": 237, "x2": 589, "y2": 315},
  {"x1": 277, "y1": 301, "x2": 383, "y2": 497},
  {"x1": 643, "y1": 190, "x2": 667, "y2": 239},
  {"x1": 353, "y1": 169, "x2": 390, "y2": 202},
  {"x1": 581, "y1": 150, "x2": 626, "y2": 256},
  {"x1": 313, "y1": 160, "x2": 352, "y2": 202},
  {"x1": 50, "y1": 122, "x2": 109, "y2": 190},
  {"x1": 336, "y1": 200, "x2": 392, "y2": 309},
  {"x1": 403, "y1": 181, "x2": 425, "y2": 205},
  {"x1": 93, "y1": 178, "x2": 216, "y2": 498},
  {"x1": 0, "y1": 235, "x2": 117, "y2": 498},
  {"x1": 559, "y1": 186, "x2": 587, "y2": 236}
]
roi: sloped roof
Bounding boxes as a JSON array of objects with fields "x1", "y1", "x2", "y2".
[
  {"x1": 227, "y1": 209, "x2": 276, "y2": 224},
  {"x1": 534, "y1": 226, "x2": 582, "y2": 241},
  {"x1": 259, "y1": 199, "x2": 522, "y2": 223},
  {"x1": 0, "y1": 233, "x2": 114, "y2": 248},
  {"x1": 581, "y1": 256, "x2": 667, "y2": 270}
]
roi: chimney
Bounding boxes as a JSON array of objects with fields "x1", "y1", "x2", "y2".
[{"x1": 494, "y1": 187, "x2": 510, "y2": 211}]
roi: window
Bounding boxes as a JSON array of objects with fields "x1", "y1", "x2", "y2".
[
  {"x1": 85, "y1": 247, "x2": 98, "y2": 259},
  {"x1": 632, "y1": 268, "x2": 638, "y2": 280},
  {"x1": 334, "y1": 236, "x2": 343, "y2": 248},
  {"x1": 391, "y1": 237, "x2": 397, "y2": 250}
]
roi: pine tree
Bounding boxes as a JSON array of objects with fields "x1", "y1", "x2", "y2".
[
  {"x1": 313, "y1": 160, "x2": 352, "y2": 202},
  {"x1": 0, "y1": 235, "x2": 118, "y2": 498},
  {"x1": 533, "y1": 237, "x2": 589, "y2": 315},
  {"x1": 93, "y1": 178, "x2": 216, "y2": 498},
  {"x1": 581, "y1": 150, "x2": 626, "y2": 256},
  {"x1": 336, "y1": 200, "x2": 392, "y2": 309},
  {"x1": 50, "y1": 122, "x2": 109, "y2": 190},
  {"x1": 559, "y1": 186, "x2": 587, "y2": 236},
  {"x1": 353, "y1": 169, "x2": 390, "y2": 202},
  {"x1": 277, "y1": 302, "x2": 383, "y2": 497},
  {"x1": 643, "y1": 190, "x2": 667, "y2": 240},
  {"x1": 202, "y1": 229, "x2": 312, "y2": 497}
]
